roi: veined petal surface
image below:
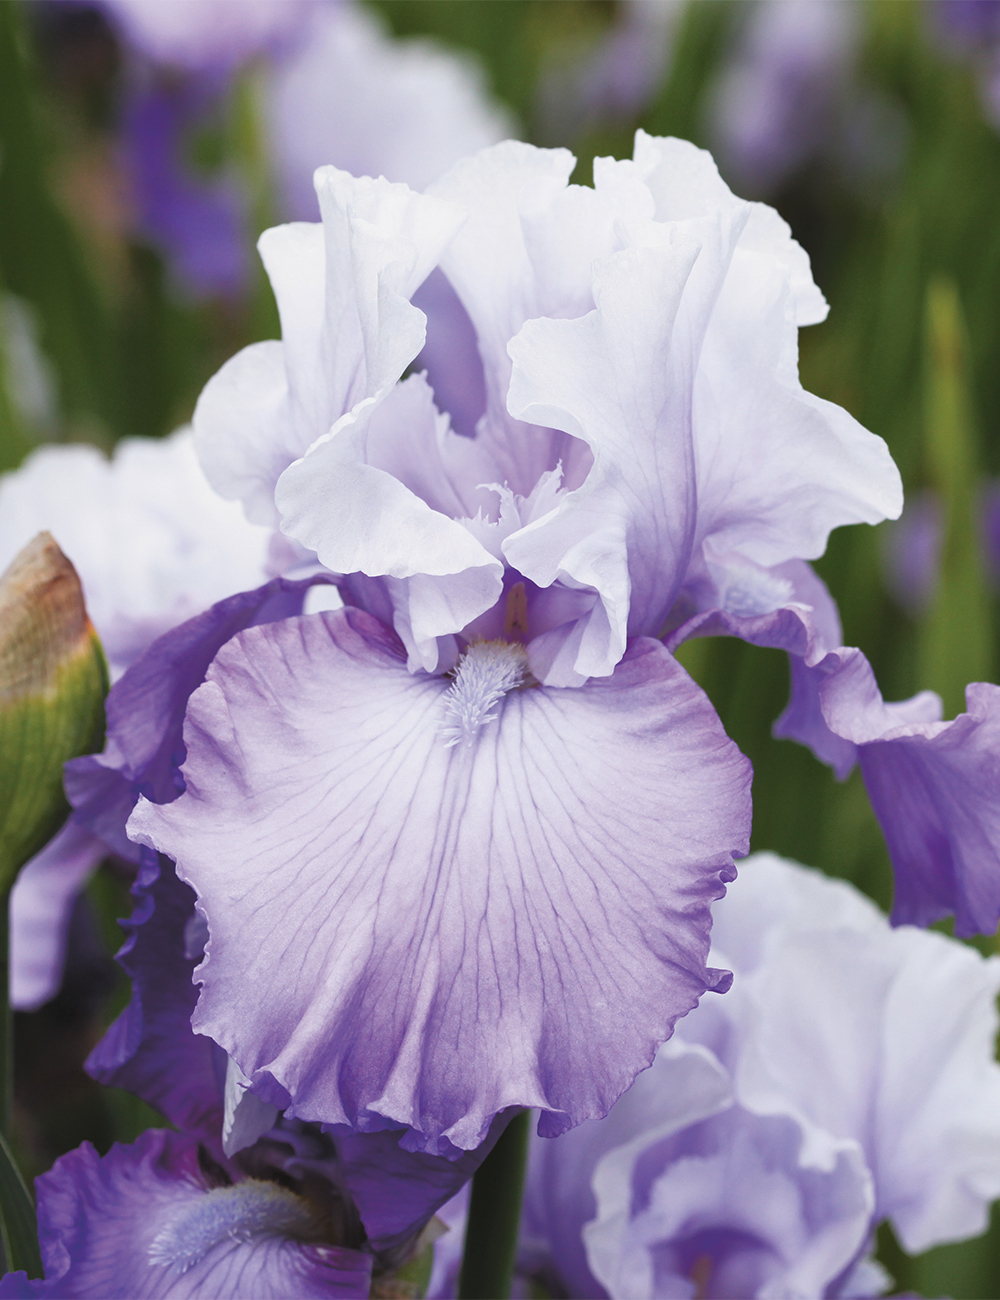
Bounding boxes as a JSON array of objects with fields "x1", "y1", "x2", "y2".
[{"x1": 130, "y1": 607, "x2": 750, "y2": 1154}]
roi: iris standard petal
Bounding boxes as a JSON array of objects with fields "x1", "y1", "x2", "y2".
[
  {"x1": 129, "y1": 606, "x2": 750, "y2": 1154},
  {"x1": 195, "y1": 170, "x2": 463, "y2": 526},
  {"x1": 505, "y1": 238, "x2": 706, "y2": 678},
  {"x1": 715, "y1": 855, "x2": 1000, "y2": 1253}
]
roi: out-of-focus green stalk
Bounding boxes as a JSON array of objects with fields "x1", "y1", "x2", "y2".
[
  {"x1": 0, "y1": 290, "x2": 35, "y2": 474},
  {"x1": 231, "y1": 65, "x2": 281, "y2": 343},
  {"x1": 457, "y1": 1110, "x2": 530, "y2": 1300},
  {"x1": 917, "y1": 278, "x2": 993, "y2": 718}
]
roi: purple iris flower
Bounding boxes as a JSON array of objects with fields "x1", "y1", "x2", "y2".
[
  {"x1": 120, "y1": 71, "x2": 249, "y2": 299},
  {"x1": 0, "y1": 1129, "x2": 374, "y2": 1298},
  {"x1": 709, "y1": 0, "x2": 861, "y2": 194},
  {"x1": 122, "y1": 134, "x2": 902, "y2": 1159},
  {"x1": 429, "y1": 855, "x2": 1000, "y2": 1299},
  {"x1": 97, "y1": 0, "x2": 508, "y2": 299}
]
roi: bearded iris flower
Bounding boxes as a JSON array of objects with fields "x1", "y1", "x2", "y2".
[
  {"x1": 119, "y1": 133, "x2": 903, "y2": 1160},
  {"x1": 429, "y1": 855, "x2": 1000, "y2": 1300}
]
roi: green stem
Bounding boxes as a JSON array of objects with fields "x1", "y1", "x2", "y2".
[
  {"x1": 457, "y1": 1110, "x2": 530, "y2": 1300},
  {"x1": 0, "y1": 890, "x2": 9, "y2": 1138}
]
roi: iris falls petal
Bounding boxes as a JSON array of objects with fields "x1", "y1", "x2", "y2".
[{"x1": 130, "y1": 607, "x2": 751, "y2": 1154}]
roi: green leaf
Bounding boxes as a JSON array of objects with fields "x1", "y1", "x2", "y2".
[
  {"x1": 0, "y1": 532, "x2": 108, "y2": 893},
  {"x1": 916, "y1": 277, "x2": 993, "y2": 717},
  {"x1": 0, "y1": 1127, "x2": 41, "y2": 1278}
]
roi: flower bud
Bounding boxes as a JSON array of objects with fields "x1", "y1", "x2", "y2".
[{"x1": 0, "y1": 532, "x2": 107, "y2": 893}]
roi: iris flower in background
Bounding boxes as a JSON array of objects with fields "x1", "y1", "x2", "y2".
[
  {"x1": 90, "y1": 0, "x2": 508, "y2": 298},
  {"x1": 427, "y1": 855, "x2": 1000, "y2": 1299}
]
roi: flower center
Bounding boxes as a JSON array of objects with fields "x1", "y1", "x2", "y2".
[
  {"x1": 440, "y1": 639, "x2": 529, "y2": 748},
  {"x1": 148, "y1": 1179, "x2": 316, "y2": 1273}
]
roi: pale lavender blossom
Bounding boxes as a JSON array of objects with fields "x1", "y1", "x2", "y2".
[
  {"x1": 98, "y1": 0, "x2": 310, "y2": 72},
  {"x1": 0, "y1": 1129, "x2": 373, "y2": 1298},
  {"x1": 126, "y1": 134, "x2": 900, "y2": 1159},
  {"x1": 430, "y1": 855, "x2": 1000, "y2": 1299},
  {"x1": 0, "y1": 430, "x2": 277, "y2": 678}
]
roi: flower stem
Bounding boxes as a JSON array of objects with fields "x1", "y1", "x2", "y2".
[{"x1": 457, "y1": 1109, "x2": 530, "y2": 1300}]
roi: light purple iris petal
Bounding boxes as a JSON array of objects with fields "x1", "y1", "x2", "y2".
[
  {"x1": 411, "y1": 269, "x2": 487, "y2": 440},
  {"x1": 276, "y1": 374, "x2": 503, "y2": 673},
  {"x1": 714, "y1": 854, "x2": 1000, "y2": 1253},
  {"x1": 427, "y1": 141, "x2": 632, "y2": 496},
  {"x1": 819, "y1": 652, "x2": 1000, "y2": 935},
  {"x1": 630, "y1": 133, "x2": 828, "y2": 328},
  {"x1": 682, "y1": 237, "x2": 899, "y2": 572},
  {"x1": 776, "y1": 646, "x2": 1000, "y2": 933},
  {"x1": 10, "y1": 821, "x2": 108, "y2": 1012},
  {"x1": 121, "y1": 75, "x2": 248, "y2": 299},
  {"x1": 524, "y1": 1042, "x2": 733, "y2": 1300},
  {"x1": 198, "y1": 171, "x2": 463, "y2": 529},
  {"x1": 585, "y1": 1103, "x2": 872, "y2": 1300},
  {"x1": 86, "y1": 849, "x2": 223, "y2": 1151},
  {"x1": 505, "y1": 234, "x2": 711, "y2": 680},
  {"x1": 65, "y1": 575, "x2": 320, "y2": 862},
  {"x1": 20, "y1": 1130, "x2": 371, "y2": 1299},
  {"x1": 129, "y1": 605, "x2": 751, "y2": 1154}
]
